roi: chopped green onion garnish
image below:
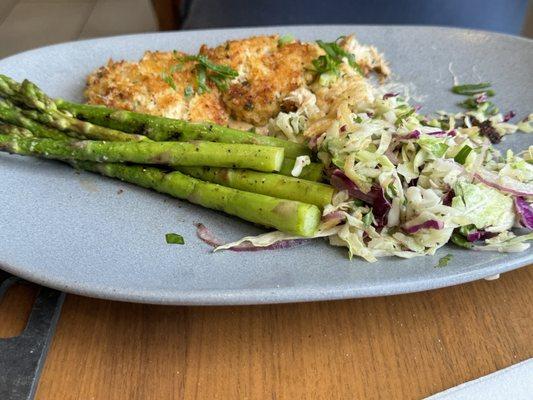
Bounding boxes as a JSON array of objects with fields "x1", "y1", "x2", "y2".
[
  {"x1": 164, "y1": 53, "x2": 238, "y2": 94},
  {"x1": 454, "y1": 145, "x2": 472, "y2": 164},
  {"x1": 451, "y1": 232, "x2": 474, "y2": 249},
  {"x1": 278, "y1": 34, "x2": 295, "y2": 47},
  {"x1": 434, "y1": 253, "x2": 453, "y2": 268},
  {"x1": 311, "y1": 38, "x2": 363, "y2": 85},
  {"x1": 452, "y1": 82, "x2": 491, "y2": 95},
  {"x1": 166, "y1": 233, "x2": 185, "y2": 245},
  {"x1": 161, "y1": 72, "x2": 176, "y2": 90},
  {"x1": 184, "y1": 85, "x2": 194, "y2": 98},
  {"x1": 196, "y1": 64, "x2": 208, "y2": 94}
]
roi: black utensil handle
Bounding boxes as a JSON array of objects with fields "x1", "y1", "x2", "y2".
[{"x1": 0, "y1": 270, "x2": 65, "y2": 400}]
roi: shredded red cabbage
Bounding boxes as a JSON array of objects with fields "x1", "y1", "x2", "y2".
[
  {"x1": 442, "y1": 189, "x2": 455, "y2": 206},
  {"x1": 503, "y1": 111, "x2": 516, "y2": 122},
  {"x1": 474, "y1": 172, "x2": 533, "y2": 197},
  {"x1": 383, "y1": 92, "x2": 399, "y2": 99},
  {"x1": 330, "y1": 169, "x2": 375, "y2": 203},
  {"x1": 370, "y1": 185, "x2": 391, "y2": 227},
  {"x1": 195, "y1": 223, "x2": 307, "y2": 252},
  {"x1": 466, "y1": 230, "x2": 496, "y2": 242},
  {"x1": 329, "y1": 170, "x2": 390, "y2": 227},
  {"x1": 403, "y1": 219, "x2": 444, "y2": 234},
  {"x1": 514, "y1": 197, "x2": 533, "y2": 229},
  {"x1": 322, "y1": 211, "x2": 346, "y2": 223},
  {"x1": 395, "y1": 130, "x2": 420, "y2": 141}
]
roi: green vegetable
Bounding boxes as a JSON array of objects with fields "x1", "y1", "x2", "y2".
[
  {"x1": 454, "y1": 145, "x2": 472, "y2": 165},
  {"x1": 452, "y1": 82, "x2": 492, "y2": 95},
  {"x1": 362, "y1": 211, "x2": 373, "y2": 227},
  {"x1": 0, "y1": 76, "x2": 149, "y2": 142},
  {"x1": 278, "y1": 34, "x2": 295, "y2": 46},
  {"x1": 0, "y1": 123, "x2": 34, "y2": 137},
  {"x1": 54, "y1": 100, "x2": 311, "y2": 158},
  {"x1": 177, "y1": 166, "x2": 334, "y2": 208},
  {"x1": 417, "y1": 135, "x2": 449, "y2": 158},
  {"x1": 165, "y1": 233, "x2": 184, "y2": 245},
  {"x1": 434, "y1": 253, "x2": 453, "y2": 268},
  {"x1": 74, "y1": 161, "x2": 321, "y2": 237},
  {"x1": 170, "y1": 53, "x2": 238, "y2": 94},
  {"x1": 312, "y1": 38, "x2": 362, "y2": 85},
  {"x1": 0, "y1": 99, "x2": 75, "y2": 140},
  {"x1": 184, "y1": 85, "x2": 194, "y2": 98},
  {"x1": 452, "y1": 181, "x2": 515, "y2": 231},
  {"x1": 161, "y1": 72, "x2": 177, "y2": 90},
  {"x1": 0, "y1": 134, "x2": 285, "y2": 172},
  {"x1": 451, "y1": 232, "x2": 474, "y2": 249}
]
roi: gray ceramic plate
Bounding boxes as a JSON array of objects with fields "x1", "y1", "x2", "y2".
[{"x1": 0, "y1": 26, "x2": 532, "y2": 305}]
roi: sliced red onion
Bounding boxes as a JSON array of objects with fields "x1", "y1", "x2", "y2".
[
  {"x1": 195, "y1": 223, "x2": 307, "y2": 252},
  {"x1": 383, "y1": 92, "x2": 399, "y2": 99},
  {"x1": 370, "y1": 185, "x2": 391, "y2": 228},
  {"x1": 414, "y1": 105, "x2": 422, "y2": 112},
  {"x1": 514, "y1": 197, "x2": 533, "y2": 229},
  {"x1": 403, "y1": 219, "x2": 444, "y2": 234},
  {"x1": 447, "y1": 129, "x2": 457, "y2": 137},
  {"x1": 503, "y1": 111, "x2": 516, "y2": 122},
  {"x1": 474, "y1": 170, "x2": 533, "y2": 197},
  {"x1": 330, "y1": 169, "x2": 375, "y2": 203}
]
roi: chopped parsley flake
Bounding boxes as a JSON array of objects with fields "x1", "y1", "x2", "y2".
[
  {"x1": 278, "y1": 34, "x2": 295, "y2": 47},
  {"x1": 162, "y1": 53, "x2": 238, "y2": 95},
  {"x1": 312, "y1": 37, "x2": 363, "y2": 85},
  {"x1": 435, "y1": 253, "x2": 453, "y2": 268},
  {"x1": 165, "y1": 233, "x2": 185, "y2": 245},
  {"x1": 454, "y1": 145, "x2": 472, "y2": 165}
]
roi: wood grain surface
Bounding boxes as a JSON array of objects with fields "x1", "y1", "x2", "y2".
[{"x1": 1, "y1": 267, "x2": 531, "y2": 400}]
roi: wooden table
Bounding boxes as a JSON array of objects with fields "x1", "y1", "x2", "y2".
[{"x1": 1, "y1": 267, "x2": 531, "y2": 399}]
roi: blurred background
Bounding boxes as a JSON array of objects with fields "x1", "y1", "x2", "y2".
[{"x1": 0, "y1": 0, "x2": 531, "y2": 59}]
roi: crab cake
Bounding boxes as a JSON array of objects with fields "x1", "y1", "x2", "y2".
[{"x1": 200, "y1": 35, "x2": 321, "y2": 126}]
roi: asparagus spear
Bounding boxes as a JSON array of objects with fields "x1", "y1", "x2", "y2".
[
  {"x1": 0, "y1": 123, "x2": 33, "y2": 137},
  {"x1": 0, "y1": 76, "x2": 149, "y2": 142},
  {"x1": 177, "y1": 166, "x2": 333, "y2": 208},
  {"x1": 0, "y1": 99, "x2": 75, "y2": 140},
  {"x1": 72, "y1": 161, "x2": 321, "y2": 236},
  {"x1": 54, "y1": 99, "x2": 312, "y2": 158},
  {"x1": 279, "y1": 158, "x2": 323, "y2": 182},
  {"x1": 0, "y1": 134, "x2": 285, "y2": 172}
]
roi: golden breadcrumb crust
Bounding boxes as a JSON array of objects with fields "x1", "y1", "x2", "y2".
[
  {"x1": 200, "y1": 35, "x2": 321, "y2": 125},
  {"x1": 85, "y1": 51, "x2": 229, "y2": 125},
  {"x1": 84, "y1": 35, "x2": 389, "y2": 128}
]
